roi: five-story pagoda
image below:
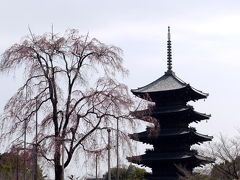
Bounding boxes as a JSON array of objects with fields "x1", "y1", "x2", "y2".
[{"x1": 128, "y1": 27, "x2": 213, "y2": 180}]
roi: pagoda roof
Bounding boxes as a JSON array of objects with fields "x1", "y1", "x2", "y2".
[
  {"x1": 130, "y1": 128, "x2": 212, "y2": 138},
  {"x1": 128, "y1": 151, "x2": 214, "y2": 164},
  {"x1": 131, "y1": 71, "x2": 208, "y2": 99},
  {"x1": 151, "y1": 105, "x2": 209, "y2": 116},
  {"x1": 132, "y1": 105, "x2": 210, "y2": 122},
  {"x1": 129, "y1": 128, "x2": 213, "y2": 144},
  {"x1": 132, "y1": 71, "x2": 186, "y2": 93}
]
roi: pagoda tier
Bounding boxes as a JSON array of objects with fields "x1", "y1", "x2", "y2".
[
  {"x1": 128, "y1": 151, "x2": 211, "y2": 168},
  {"x1": 129, "y1": 127, "x2": 213, "y2": 146},
  {"x1": 131, "y1": 71, "x2": 208, "y2": 104},
  {"x1": 128, "y1": 27, "x2": 213, "y2": 179},
  {"x1": 128, "y1": 150, "x2": 213, "y2": 180},
  {"x1": 133, "y1": 105, "x2": 210, "y2": 126},
  {"x1": 128, "y1": 151, "x2": 213, "y2": 179}
]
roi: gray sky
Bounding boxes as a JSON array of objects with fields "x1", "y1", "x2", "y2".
[{"x1": 1, "y1": 0, "x2": 240, "y2": 177}]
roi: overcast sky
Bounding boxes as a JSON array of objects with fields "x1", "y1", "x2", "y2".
[{"x1": 1, "y1": 0, "x2": 240, "y2": 177}]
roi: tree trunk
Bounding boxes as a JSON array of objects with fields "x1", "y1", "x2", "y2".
[
  {"x1": 54, "y1": 139, "x2": 62, "y2": 180},
  {"x1": 55, "y1": 164, "x2": 62, "y2": 180}
]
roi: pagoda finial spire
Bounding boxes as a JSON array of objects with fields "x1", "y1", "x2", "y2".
[{"x1": 167, "y1": 26, "x2": 172, "y2": 72}]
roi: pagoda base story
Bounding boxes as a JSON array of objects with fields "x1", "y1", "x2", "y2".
[{"x1": 145, "y1": 173, "x2": 179, "y2": 180}]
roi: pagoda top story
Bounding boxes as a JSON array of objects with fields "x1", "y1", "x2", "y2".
[{"x1": 131, "y1": 27, "x2": 208, "y2": 103}]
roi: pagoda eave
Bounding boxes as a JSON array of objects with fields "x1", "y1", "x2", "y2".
[
  {"x1": 129, "y1": 129, "x2": 212, "y2": 144},
  {"x1": 127, "y1": 153, "x2": 214, "y2": 166},
  {"x1": 132, "y1": 106, "x2": 210, "y2": 122},
  {"x1": 132, "y1": 84, "x2": 208, "y2": 102}
]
